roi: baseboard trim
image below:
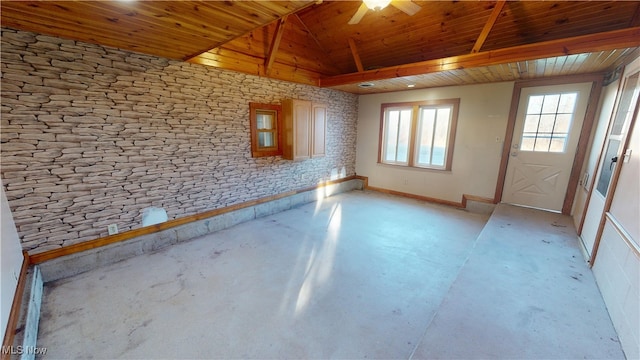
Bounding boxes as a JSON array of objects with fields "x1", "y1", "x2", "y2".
[
  {"x1": 1, "y1": 252, "x2": 29, "y2": 360},
  {"x1": 367, "y1": 185, "x2": 464, "y2": 208},
  {"x1": 29, "y1": 176, "x2": 362, "y2": 265},
  {"x1": 362, "y1": 180, "x2": 495, "y2": 210}
]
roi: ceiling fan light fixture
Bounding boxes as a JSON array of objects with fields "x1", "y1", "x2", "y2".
[{"x1": 363, "y1": 0, "x2": 392, "y2": 11}]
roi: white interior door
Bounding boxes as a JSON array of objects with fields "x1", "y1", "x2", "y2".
[
  {"x1": 581, "y1": 64, "x2": 640, "y2": 255},
  {"x1": 503, "y1": 82, "x2": 592, "y2": 212}
]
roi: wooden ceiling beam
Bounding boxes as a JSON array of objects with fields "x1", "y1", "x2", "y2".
[
  {"x1": 319, "y1": 27, "x2": 640, "y2": 87},
  {"x1": 348, "y1": 38, "x2": 365, "y2": 72},
  {"x1": 265, "y1": 15, "x2": 288, "y2": 76},
  {"x1": 471, "y1": 0, "x2": 506, "y2": 54}
]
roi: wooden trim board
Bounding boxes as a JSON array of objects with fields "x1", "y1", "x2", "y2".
[
  {"x1": 362, "y1": 179, "x2": 494, "y2": 209},
  {"x1": 1, "y1": 252, "x2": 29, "y2": 360},
  {"x1": 29, "y1": 176, "x2": 363, "y2": 265}
]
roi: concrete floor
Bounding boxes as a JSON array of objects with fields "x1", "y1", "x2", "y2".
[{"x1": 36, "y1": 191, "x2": 624, "y2": 359}]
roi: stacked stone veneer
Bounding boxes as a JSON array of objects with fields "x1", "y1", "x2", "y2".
[{"x1": 1, "y1": 28, "x2": 358, "y2": 254}]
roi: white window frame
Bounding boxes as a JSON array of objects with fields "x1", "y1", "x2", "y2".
[{"x1": 378, "y1": 99, "x2": 460, "y2": 171}]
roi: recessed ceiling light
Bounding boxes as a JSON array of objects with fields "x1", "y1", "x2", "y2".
[
  {"x1": 407, "y1": 84, "x2": 416, "y2": 88},
  {"x1": 358, "y1": 82, "x2": 375, "y2": 88}
]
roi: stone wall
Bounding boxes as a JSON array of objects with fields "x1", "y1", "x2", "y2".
[{"x1": 0, "y1": 28, "x2": 358, "y2": 254}]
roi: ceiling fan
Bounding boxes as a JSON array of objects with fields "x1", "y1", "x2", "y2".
[{"x1": 348, "y1": 0, "x2": 421, "y2": 25}]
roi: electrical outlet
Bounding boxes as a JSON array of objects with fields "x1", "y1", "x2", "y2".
[{"x1": 107, "y1": 224, "x2": 118, "y2": 235}]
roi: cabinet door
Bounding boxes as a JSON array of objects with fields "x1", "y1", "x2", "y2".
[
  {"x1": 292, "y1": 100, "x2": 311, "y2": 160},
  {"x1": 312, "y1": 104, "x2": 326, "y2": 158}
]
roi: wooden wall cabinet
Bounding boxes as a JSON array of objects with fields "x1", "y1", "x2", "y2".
[{"x1": 282, "y1": 99, "x2": 326, "y2": 161}]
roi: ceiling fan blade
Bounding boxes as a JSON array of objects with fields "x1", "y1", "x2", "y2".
[
  {"x1": 348, "y1": 3, "x2": 369, "y2": 25},
  {"x1": 391, "y1": 0, "x2": 421, "y2": 16}
]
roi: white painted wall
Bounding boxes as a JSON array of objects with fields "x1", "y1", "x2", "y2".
[
  {"x1": 356, "y1": 82, "x2": 514, "y2": 202},
  {"x1": 609, "y1": 118, "x2": 640, "y2": 240},
  {"x1": 585, "y1": 54, "x2": 640, "y2": 360},
  {"x1": 592, "y1": 113, "x2": 639, "y2": 360},
  {"x1": 1, "y1": 179, "x2": 25, "y2": 342}
]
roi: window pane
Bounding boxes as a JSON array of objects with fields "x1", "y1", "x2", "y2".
[
  {"x1": 558, "y1": 93, "x2": 577, "y2": 113},
  {"x1": 554, "y1": 113, "x2": 572, "y2": 134},
  {"x1": 521, "y1": 137, "x2": 535, "y2": 151},
  {"x1": 385, "y1": 110, "x2": 399, "y2": 161},
  {"x1": 538, "y1": 114, "x2": 556, "y2": 133},
  {"x1": 417, "y1": 109, "x2": 435, "y2": 165},
  {"x1": 523, "y1": 114, "x2": 540, "y2": 133},
  {"x1": 416, "y1": 106, "x2": 451, "y2": 167},
  {"x1": 383, "y1": 108, "x2": 412, "y2": 164},
  {"x1": 521, "y1": 92, "x2": 578, "y2": 153},
  {"x1": 534, "y1": 136, "x2": 551, "y2": 152},
  {"x1": 527, "y1": 95, "x2": 544, "y2": 114},
  {"x1": 432, "y1": 109, "x2": 450, "y2": 166},
  {"x1": 541, "y1": 94, "x2": 560, "y2": 113},
  {"x1": 256, "y1": 112, "x2": 274, "y2": 129},
  {"x1": 611, "y1": 73, "x2": 640, "y2": 135},
  {"x1": 596, "y1": 140, "x2": 621, "y2": 196},
  {"x1": 258, "y1": 132, "x2": 274, "y2": 147},
  {"x1": 396, "y1": 110, "x2": 412, "y2": 162},
  {"x1": 549, "y1": 136, "x2": 566, "y2": 152}
]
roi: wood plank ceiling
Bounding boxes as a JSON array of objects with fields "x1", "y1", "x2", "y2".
[{"x1": 2, "y1": 0, "x2": 640, "y2": 94}]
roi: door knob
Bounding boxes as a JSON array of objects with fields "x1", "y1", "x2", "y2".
[
  {"x1": 609, "y1": 156, "x2": 618, "y2": 170},
  {"x1": 511, "y1": 151, "x2": 518, "y2": 157}
]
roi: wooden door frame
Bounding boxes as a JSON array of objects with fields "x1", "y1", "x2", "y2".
[
  {"x1": 494, "y1": 74, "x2": 604, "y2": 214},
  {"x1": 588, "y1": 60, "x2": 640, "y2": 266}
]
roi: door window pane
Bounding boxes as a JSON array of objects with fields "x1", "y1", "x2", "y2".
[
  {"x1": 541, "y1": 94, "x2": 560, "y2": 113},
  {"x1": 611, "y1": 72, "x2": 639, "y2": 135},
  {"x1": 520, "y1": 92, "x2": 578, "y2": 153},
  {"x1": 558, "y1": 93, "x2": 577, "y2": 113},
  {"x1": 554, "y1": 114, "x2": 572, "y2": 133},
  {"x1": 527, "y1": 95, "x2": 544, "y2": 114},
  {"x1": 596, "y1": 140, "x2": 621, "y2": 196}
]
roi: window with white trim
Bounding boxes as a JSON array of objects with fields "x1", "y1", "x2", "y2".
[{"x1": 379, "y1": 99, "x2": 459, "y2": 170}]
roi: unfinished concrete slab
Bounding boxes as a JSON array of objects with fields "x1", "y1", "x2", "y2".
[
  {"x1": 35, "y1": 192, "x2": 623, "y2": 359},
  {"x1": 412, "y1": 204, "x2": 624, "y2": 359},
  {"x1": 37, "y1": 191, "x2": 486, "y2": 358}
]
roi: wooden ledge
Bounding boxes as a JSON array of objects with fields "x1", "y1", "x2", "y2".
[
  {"x1": 364, "y1": 184, "x2": 495, "y2": 209},
  {"x1": 28, "y1": 176, "x2": 364, "y2": 265}
]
